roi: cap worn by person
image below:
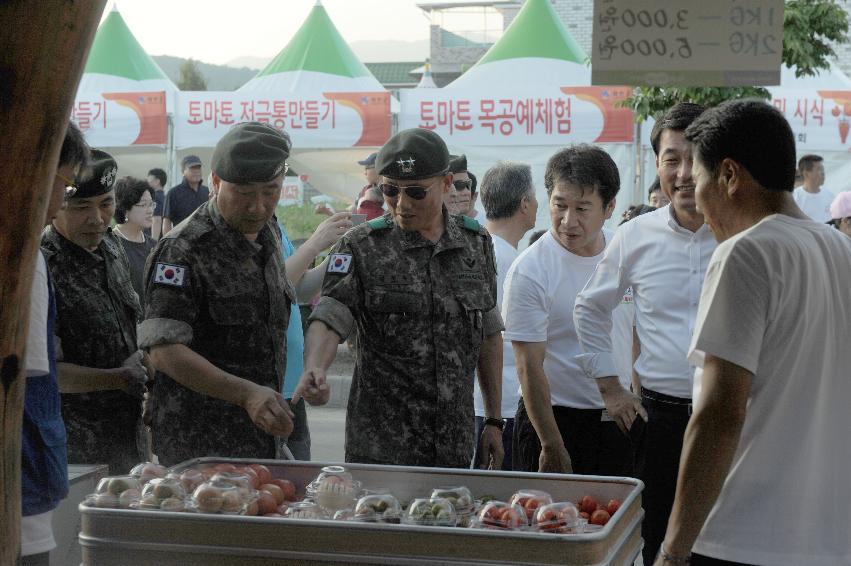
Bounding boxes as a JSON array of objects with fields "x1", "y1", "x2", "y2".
[
  {"x1": 72, "y1": 149, "x2": 118, "y2": 199},
  {"x1": 448, "y1": 154, "x2": 468, "y2": 174},
  {"x1": 211, "y1": 121, "x2": 292, "y2": 184},
  {"x1": 829, "y1": 191, "x2": 851, "y2": 223},
  {"x1": 358, "y1": 152, "x2": 377, "y2": 168},
  {"x1": 376, "y1": 128, "x2": 449, "y2": 180},
  {"x1": 181, "y1": 154, "x2": 202, "y2": 169}
]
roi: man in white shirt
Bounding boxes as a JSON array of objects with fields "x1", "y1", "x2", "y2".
[
  {"x1": 655, "y1": 99, "x2": 851, "y2": 566},
  {"x1": 470, "y1": 161, "x2": 538, "y2": 470},
  {"x1": 792, "y1": 154, "x2": 833, "y2": 222},
  {"x1": 574, "y1": 103, "x2": 716, "y2": 565},
  {"x1": 505, "y1": 145, "x2": 633, "y2": 476}
]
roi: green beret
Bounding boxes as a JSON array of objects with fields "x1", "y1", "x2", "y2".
[
  {"x1": 376, "y1": 128, "x2": 449, "y2": 180},
  {"x1": 72, "y1": 149, "x2": 117, "y2": 199},
  {"x1": 212, "y1": 122, "x2": 291, "y2": 184},
  {"x1": 448, "y1": 154, "x2": 468, "y2": 174}
]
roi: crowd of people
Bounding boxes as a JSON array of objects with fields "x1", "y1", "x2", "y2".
[{"x1": 20, "y1": 99, "x2": 851, "y2": 566}]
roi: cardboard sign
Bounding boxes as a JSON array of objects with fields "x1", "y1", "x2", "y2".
[{"x1": 592, "y1": 0, "x2": 783, "y2": 86}]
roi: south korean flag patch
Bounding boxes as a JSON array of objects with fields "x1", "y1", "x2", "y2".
[
  {"x1": 154, "y1": 262, "x2": 187, "y2": 286},
  {"x1": 327, "y1": 253, "x2": 353, "y2": 274}
]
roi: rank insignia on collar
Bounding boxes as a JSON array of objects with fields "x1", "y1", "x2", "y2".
[
  {"x1": 154, "y1": 262, "x2": 187, "y2": 286},
  {"x1": 327, "y1": 253, "x2": 353, "y2": 274}
]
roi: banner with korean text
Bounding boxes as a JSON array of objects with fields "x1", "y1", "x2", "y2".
[
  {"x1": 174, "y1": 91, "x2": 391, "y2": 149},
  {"x1": 770, "y1": 88, "x2": 851, "y2": 152},
  {"x1": 72, "y1": 90, "x2": 168, "y2": 146},
  {"x1": 398, "y1": 86, "x2": 635, "y2": 146}
]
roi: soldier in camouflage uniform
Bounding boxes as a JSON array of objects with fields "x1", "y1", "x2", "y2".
[
  {"x1": 41, "y1": 150, "x2": 147, "y2": 474},
  {"x1": 294, "y1": 129, "x2": 506, "y2": 469},
  {"x1": 139, "y1": 122, "x2": 295, "y2": 466}
]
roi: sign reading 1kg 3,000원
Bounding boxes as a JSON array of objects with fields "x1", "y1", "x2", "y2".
[{"x1": 592, "y1": 0, "x2": 783, "y2": 87}]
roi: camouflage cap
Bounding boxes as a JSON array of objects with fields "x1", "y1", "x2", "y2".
[
  {"x1": 376, "y1": 128, "x2": 449, "y2": 180},
  {"x1": 448, "y1": 154, "x2": 468, "y2": 174},
  {"x1": 212, "y1": 122, "x2": 292, "y2": 184},
  {"x1": 73, "y1": 149, "x2": 117, "y2": 199}
]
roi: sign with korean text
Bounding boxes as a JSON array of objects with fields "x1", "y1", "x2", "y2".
[
  {"x1": 399, "y1": 86, "x2": 634, "y2": 146},
  {"x1": 592, "y1": 0, "x2": 783, "y2": 86},
  {"x1": 770, "y1": 89, "x2": 851, "y2": 151},
  {"x1": 278, "y1": 177, "x2": 304, "y2": 207},
  {"x1": 174, "y1": 91, "x2": 391, "y2": 149},
  {"x1": 72, "y1": 91, "x2": 168, "y2": 146}
]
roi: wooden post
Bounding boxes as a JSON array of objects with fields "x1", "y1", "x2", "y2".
[{"x1": 0, "y1": 2, "x2": 105, "y2": 564}]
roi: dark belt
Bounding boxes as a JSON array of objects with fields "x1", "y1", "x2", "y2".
[{"x1": 641, "y1": 387, "x2": 693, "y2": 415}]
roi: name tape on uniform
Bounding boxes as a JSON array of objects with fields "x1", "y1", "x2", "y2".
[
  {"x1": 327, "y1": 253, "x2": 353, "y2": 274},
  {"x1": 155, "y1": 263, "x2": 187, "y2": 286}
]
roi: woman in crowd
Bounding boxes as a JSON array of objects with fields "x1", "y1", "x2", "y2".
[{"x1": 113, "y1": 176, "x2": 157, "y2": 303}]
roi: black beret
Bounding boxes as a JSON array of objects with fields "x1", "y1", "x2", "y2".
[
  {"x1": 448, "y1": 154, "x2": 468, "y2": 174},
  {"x1": 212, "y1": 122, "x2": 291, "y2": 184},
  {"x1": 376, "y1": 128, "x2": 449, "y2": 180},
  {"x1": 73, "y1": 149, "x2": 117, "y2": 199}
]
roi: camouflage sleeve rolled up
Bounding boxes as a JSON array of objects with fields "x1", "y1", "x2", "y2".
[
  {"x1": 480, "y1": 228, "x2": 504, "y2": 337},
  {"x1": 138, "y1": 238, "x2": 199, "y2": 348},
  {"x1": 308, "y1": 236, "x2": 362, "y2": 341}
]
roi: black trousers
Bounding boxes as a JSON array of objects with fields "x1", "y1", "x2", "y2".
[
  {"x1": 692, "y1": 553, "x2": 756, "y2": 566},
  {"x1": 512, "y1": 398, "x2": 634, "y2": 476},
  {"x1": 636, "y1": 389, "x2": 692, "y2": 566}
]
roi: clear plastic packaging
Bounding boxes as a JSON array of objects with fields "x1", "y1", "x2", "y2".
[
  {"x1": 531, "y1": 501, "x2": 585, "y2": 534},
  {"x1": 352, "y1": 494, "x2": 402, "y2": 524},
  {"x1": 128, "y1": 462, "x2": 167, "y2": 485},
  {"x1": 166, "y1": 467, "x2": 206, "y2": 493},
  {"x1": 472, "y1": 500, "x2": 527, "y2": 531},
  {"x1": 84, "y1": 476, "x2": 142, "y2": 508},
  {"x1": 138, "y1": 477, "x2": 188, "y2": 511},
  {"x1": 430, "y1": 486, "x2": 474, "y2": 526},
  {"x1": 402, "y1": 497, "x2": 456, "y2": 527},
  {"x1": 310, "y1": 466, "x2": 359, "y2": 513},
  {"x1": 210, "y1": 471, "x2": 256, "y2": 497},
  {"x1": 284, "y1": 501, "x2": 325, "y2": 520},
  {"x1": 189, "y1": 480, "x2": 252, "y2": 515},
  {"x1": 509, "y1": 489, "x2": 554, "y2": 523}
]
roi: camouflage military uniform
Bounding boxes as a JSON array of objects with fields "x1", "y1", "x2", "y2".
[
  {"x1": 138, "y1": 200, "x2": 292, "y2": 466},
  {"x1": 41, "y1": 226, "x2": 143, "y2": 474},
  {"x1": 310, "y1": 209, "x2": 503, "y2": 468}
]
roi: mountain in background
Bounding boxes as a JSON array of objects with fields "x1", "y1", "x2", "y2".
[
  {"x1": 225, "y1": 39, "x2": 429, "y2": 69},
  {"x1": 152, "y1": 55, "x2": 258, "y2": 90}
]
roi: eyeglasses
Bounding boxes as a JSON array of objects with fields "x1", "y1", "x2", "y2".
[
  {"x1": 453, "y1": 180, "x2": 472, "y2": 192},
  {"x1": 133, "y1": 201, "x2": 156, "y2": 210},
  {"x1": 379, "y1": 178, "x2": 440, "y2": 200},
  {"x1": 56, "y1": 172, "x2": 77, "y2": 198}
]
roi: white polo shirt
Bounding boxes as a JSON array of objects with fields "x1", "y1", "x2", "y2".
[
  {"x1": 473, "y1": 234, "x2": 521, "y2": 419},
  {"x1": 502, "y1": 230, "x2": 630, "y2": 409},
  {"x1": 689, "y1": 215, "x2": 851, "y2": 566},
  {"x1": 793, "y1": 186, "x2": 834, "y2": 222},
  {"x1": 574, "y1": 205, "x2": 716, "y2": 398}
]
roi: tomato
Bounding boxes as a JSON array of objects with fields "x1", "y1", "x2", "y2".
[
  {"x1": 590, "y1": 509, "x2": 610, "y2": 526},
  {"x1": 579, "y1": 495, "x2": 598, "y2": 515},
  {"x1": 249, "y1": 464, "x2": 272, "y2": 486},
  {"x1": 244, "y1": 499, "x2": 259, "y2": 516},
  {"x1": 270, "y1": 478, "x2": 296, "y2": 501},
  {"x1": 261, "y1": 484, "x2": 285, "y2": 506},
  {"x1": 240, "y1": 467, "x2": 261, "y2": 489},
  {"x1": 213, "y1": 463, "x2": 236, "y2": 473},
  {"x1": 606, "y1": 499, "x2": 621, "y2": 516},
  {"x1": 579, "y1": 511, "x2": 590, "y2": 520},
  {"x1": 256, "y1": 490, "x2": 278, "y2": 515}
]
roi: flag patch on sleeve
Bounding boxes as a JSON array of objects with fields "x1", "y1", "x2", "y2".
[
  {"x1": 154, "y1": 263, "x2": 187, "y2": 286},
  {"x1": 327, "y1": 253, "x2": 353, "y2": 274}
]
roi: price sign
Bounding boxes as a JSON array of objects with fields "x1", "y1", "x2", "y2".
[{"x1": 592, "y1": 0, "x2": 783, "y2": 86}]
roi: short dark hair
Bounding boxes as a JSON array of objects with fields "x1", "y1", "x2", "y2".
[
  {"x1": 797, "y1": 154, "x2": 823, "y2": 173},
  {"x1": 528, "y1": 229, "x2": 547, "y2": 245},
  {"x1": 468, "y1": 171, "x2": 477, "y2": 194},
  {"x1": 619, "y1": 204, "x2": 656, "y2": 226},
  {"x1": 480, "y1": 161, "x2": 534, "y2": 220},
  {"x1": 60, "y1": 122, "x2": 89, "y2": 169},
  {"x1": 147, "y1": 167, "x2": 167, "y2": 187},
  {"x1": 685, "y1": 99, "x2": 796, "y2": 193},
  {"x1": 650, "y1": 102, "x2": 707, "y2": 156},
  {"x1": 544, "y1": 144, "x2": 620, "y2": 206},
  {"x1": 647, "y1": 177, "x2": 661, "y2": 199},
  {"x1": 114, "y1": 176, "x2": 154, "y2": 224}
]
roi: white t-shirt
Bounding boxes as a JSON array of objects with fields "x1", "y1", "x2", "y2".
[
  {"x1": 793, "y1": 186, "x2": 834, "y2": 222},
  {"x1": 502, "y1": 230, "x2": 630, "y2": 409},
  {"x1": 474, "y1": 234, "x2": 520, "y2": 418},
  {"x1": 25, "y1": 253, "x2": 50, "y2": 377},
  {"x1": 689, "y1": 215, "x2": 851, "y2": 566}
]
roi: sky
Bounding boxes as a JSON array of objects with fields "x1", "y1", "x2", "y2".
[{"x1": 105, "y1": 0, "x2": 435, "y2": 65}]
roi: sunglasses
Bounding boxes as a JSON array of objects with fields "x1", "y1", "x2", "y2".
[
  {"x1": 453, "y1": 180, "x2": 472, "y2": 191},
  {"x1": 56, "y1": 171, "x2": 78, "y2": 198},
  {"x1": 379, "y1": 178, "x2": 440, "y2": 200}
]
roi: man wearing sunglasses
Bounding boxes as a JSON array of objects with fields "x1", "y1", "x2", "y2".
[
  {"x1": 449, "y1": 154, "x2": 480, "y2": 218},
  {"x1": 294, "y1": 128, "x2": 506, "y2": 470}
]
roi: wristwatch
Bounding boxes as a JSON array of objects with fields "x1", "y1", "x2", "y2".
[{"x1": 483, "y1": 417, "x2": 506, "y2": 431}]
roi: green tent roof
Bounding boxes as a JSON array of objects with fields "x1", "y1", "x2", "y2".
[
  {"x1": 255, "y1": 2, "x2": 371, "y2": 78},
  {"x1": 84, "y1": 8, "x2": 170, "y2": 81},
  {"x1": 476, "y1": 0, "x2": 586, "y2": 66}
]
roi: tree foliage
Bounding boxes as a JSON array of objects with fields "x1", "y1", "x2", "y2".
[
  {"x1": 178, "y1": 58, "x2": 207, "y2": 91},
  {"x1": 622, "y1": 0, "x2": 849, "y2": 122}
]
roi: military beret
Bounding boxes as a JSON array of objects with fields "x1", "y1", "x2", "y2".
[
  {"x1": 448, "y1": 154, "x2": 468, "y2": 174},
  {"x1": 72, "y1": 149, "x2": 117, "y2": 199},
  {"x1": 376, "y1": 128, "x2": 449, "y2": 180},
  {"x1": 212, "y1": 122, "x2": 292, "y2": 184}
]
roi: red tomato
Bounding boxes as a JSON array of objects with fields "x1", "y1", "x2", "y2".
[
  {"x1": 579, "y1": 495, "x2": 598, "y2": 515},
  {"x1": 579, "y1": 511, "x2": 590, "y2": 520},
  {"x1": 260, "y1": 484, "x2": 285, "y2": 506},
  {"x1": 256, "y1": 490, "x2": 277, "y2": 515},
  {"x1": 244, "y1": 499, "x2": 259, "y2": 516},
  {"x1": 590, "y1": 509, "x2": 610, "y2": 526},
  {"x1": 240, "y1": 467, "x2": 261, "y2": 489},
  {"x1": 606, "y1": 499, "x2": 621, "y2": 516},
  {"x1": 270, "y1": 478, "x2": 296, "y2": 501},
  {"x1": 249, "y1": 464, "x2": 272, "y2": 486}
]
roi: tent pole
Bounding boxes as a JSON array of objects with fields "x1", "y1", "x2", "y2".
[
  {"x1": 166, "y1": 113, "x2": 177, "y2": 189},
  {"x1": 633, "y1": 120, "x2": 643, "y2": 206}
]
